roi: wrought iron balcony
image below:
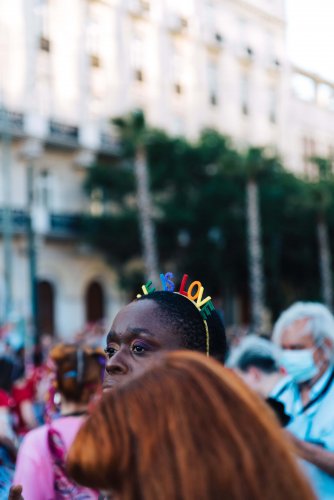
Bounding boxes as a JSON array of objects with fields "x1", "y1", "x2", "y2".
[{"x1": 0, "y1": 208, "x2": 83, "y2": 239}]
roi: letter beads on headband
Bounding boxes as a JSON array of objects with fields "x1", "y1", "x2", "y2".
[
  {"x1": 136, "y1": 273, "x2": 216, "y2": 355},
  {"x1": 136, "y1": 273, "x2": 215, "y2": 319}
]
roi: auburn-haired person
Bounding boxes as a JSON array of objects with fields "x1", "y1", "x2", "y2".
[
  {"x1": 68, "y1": 351, "x2": 315, "y2": 500},
  {"x1": 12, "y1": 344, "x2": 105, "y2": 500}
]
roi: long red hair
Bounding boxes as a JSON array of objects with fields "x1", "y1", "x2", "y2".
[{"x1": 67, "y1": 351, "x2": 315, "y2": 500}]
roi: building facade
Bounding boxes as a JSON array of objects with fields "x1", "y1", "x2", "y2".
[{"x1": 0, "y1": 0, "x2": 334, "y2": 337}]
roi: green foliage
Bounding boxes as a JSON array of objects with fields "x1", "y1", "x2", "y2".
[{"x1": 81, "y1": 110, "x2": 334, "y2": 321}]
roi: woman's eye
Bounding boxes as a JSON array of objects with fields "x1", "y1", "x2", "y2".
[
  {"x1": 104, "y1": 347, "x2": 117, "y2": 358},
  {"x1": 132, "y1": 344, "x2": 147, "y2": 354}
]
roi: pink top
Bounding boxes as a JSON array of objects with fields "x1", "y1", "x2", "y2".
[{"x1": 13, "y1": 415, "x2": 98, "y2": 500}]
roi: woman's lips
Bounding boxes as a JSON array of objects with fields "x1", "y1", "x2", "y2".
[{"x1": 102, "y1": 383, "x2": 114, "y2": 392}]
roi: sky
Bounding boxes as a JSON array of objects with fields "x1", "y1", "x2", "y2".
[{"x1": 286, "y1": 0, "x2": 334, "y2": 81}]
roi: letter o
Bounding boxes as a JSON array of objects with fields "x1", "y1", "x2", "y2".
[{"x1": 188, "y1": 281, "x2": 202, "y2": 301}]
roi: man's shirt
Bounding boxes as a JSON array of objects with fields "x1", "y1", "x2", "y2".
[
  {"x1": 276, "y1": 367, "x2": 334, "y2": 500},
  {"x1": 269, "y1": 375, "x2": 292, "y2": 399}
]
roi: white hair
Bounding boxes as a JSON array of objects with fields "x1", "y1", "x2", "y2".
[
  {"x1": 272, "y1": 302, "x2": 334, "y2": 350},
  {"x1": 227, "y1": 335, "x2": 281, "y2": 371}
]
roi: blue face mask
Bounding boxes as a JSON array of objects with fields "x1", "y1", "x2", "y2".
[{"x1": 281, "y1": 349, "x2": 319, "y2": 384}]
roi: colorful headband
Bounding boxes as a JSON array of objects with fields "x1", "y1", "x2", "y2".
[{"x1": 136, "y1": 273, "x2": 216, "y2": 355}]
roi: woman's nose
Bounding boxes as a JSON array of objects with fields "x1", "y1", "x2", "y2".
[{"x1": 105, "y1": 348, "x2": 130, "y2": 375}]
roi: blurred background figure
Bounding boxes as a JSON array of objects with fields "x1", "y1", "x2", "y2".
[
  {"x1": 74, "y1": 320, "x2": 108, "y2": 350},
  {"x1": 0, "y1": 355, "x2": 15, "y2": 440},
  {"x1": 68, "y1": 351, "x2": 315, "y2": 500},
  {"x1": 273, "y1": 302, "x2": 334, "y2": 500},
  {"x1": 228, "y1": 334, "x2": 285, "y2": 397},
  {"x1": 12, "y1": 343, "x2": 105, "y2": 500},
  {"x1": 227, "y1": 334, "x2": 291, "y2": 426},
  {"x1": 0, "y1": 354, "x2": 17, "y2": 499},
  {"x1": 225, "y1": 324, "x2": 249, "y2": 350},
  {"x1": 11, "y1": 346, "x2": 38, "y2": 439}
]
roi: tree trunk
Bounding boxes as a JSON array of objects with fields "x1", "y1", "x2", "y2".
[
  {"x1": 246, "y1": 178, "x2": 265, "y2": 333},
  {"x1": 317, "y1": 216, "x2": 333, "y2": 309},
  {"x1": 134, "y1": 146, "x2": 159, "y2": 283}
]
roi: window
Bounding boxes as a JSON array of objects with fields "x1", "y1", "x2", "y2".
[
  {"x1": 87, "y1": 18, "x2": 100, "y2": 55},
  {"x1": 141, "y1": 0, "x2": 151, "y2": 12},
  {"x1": 205, "y1": 0, "x2": 215, "y2": 28},
  {"x1": 171, "y1": 46, "x2": 185, "y2": 95},
  {"x1": 128, "y1": 0, "x2": 151, "y2": 15},
  {"x1": 265, "y1": 30, "x2": 275, "y2": 59},
  {"x1": 36, "y1": 55, "x2": 51, "y2": 116},
  {"x1": 85, "y1": 281, "x2": 105, "y2": 323},
  {"x1": 210, "y1": 94, "x2": 218, "y2": 106},
  {"x1": 180, "y1": 17, "x2": 188, "y2": 28},
  {"x1": 246, "y1": 46, "x2": 253, "y2": 57},
  {"x1": 91, "y1": 68, "x2": 106, "y2": 101},
  {"x1": 90, "y1": 54, "x2": 101, "y2": 68},
  {"x1": 173, "y1": 115, "x2": 186, "y2": 135},
  {"x1": 135, "y1": 69, "x2": 144, "y2": 82},
  {"x1": 208, "y1": 60, "x2": 219, "y2": 106},
  {"x1": 328, "y1": 146, "x2": 334, "y2": 163},
  {"x1": 241, "y1": 74, "x2": 250, "y2": 116},
  {"x1": 36, "y1": 170, "x2": 52, "y2": 210},
  {"x1": 263, "y1": 31, "x2": 280, "y2": 68},
  {"x1": 238, "y1": 18, "x2": 254, "y2": 61},
  {"x1": 37, "y1": 281, "x2": 55, "y2": 336},
  {"x1": 39, "y1": 36, "x2": 50, "y2": 52},
  {"x1": 131, "y1": 33, "x2": 145, "y2": 82},
  {"x1": 292, "y1": 74, "x2": 315, "y2": 102},
  {"x1": 174, "y1": 82, "x2": 183, "y2": 94},
  {"x1": 90, "y1": 188, "x2": 104, "y2": 216},
  {"x1": 303, "y1": 137, "x2": 316, "y2": 176},
  {"x1": 35, "y1": 0, "x2": 51, "y2": 52},
  {"x1": 238, "y1": 17, "x2": 247, "y2": 46},
  {"x1": 317, "y1": 83, "x2": 334, "y2": 110},
  {"x1": 268, "y1": 87, "x2": 277, "y2": 123},
  {"x1": 87, "y1": 15, "x2": 102, "y2": 68},
  {"x1": 87, "y1": 12, "x2": 105, "y2": 105}
]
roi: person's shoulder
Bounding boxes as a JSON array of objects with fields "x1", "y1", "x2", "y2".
[
  {"x1": 273, "y1": 376, "x2": 296, "y2": 400},
  {"x1": 51, "y1": 415, "x2": 86, "y2": 437},
  {"x1": 20, "y1": 423, "x2": 49, "y2": 450}
]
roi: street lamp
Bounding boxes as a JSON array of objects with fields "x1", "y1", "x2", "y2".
[
  {"x1": 20, "y1": 139, "x2": 44, "y2": 349},
  {"x1": 0, "y1": 106, "x2": 14, "y2": 324}
]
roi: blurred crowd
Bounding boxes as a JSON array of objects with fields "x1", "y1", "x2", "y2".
[
  {"x1": 0, "y1": 294, "x2": 333, "y2": 499},
  {"x1": 0, "y1": 320, "x2": 107, "y2": 496}
]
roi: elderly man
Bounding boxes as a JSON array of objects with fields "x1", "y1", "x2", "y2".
[
  {"x1": 273, "y1": 302, "x2": 334, "y2": 499},
  {"x1": 227, "y1": 335, "x2": 291, "y2": 426}
]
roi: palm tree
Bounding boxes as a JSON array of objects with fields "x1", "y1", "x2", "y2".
[
  {"x1": 112, "y1": 110, "x2": 159, "y2": 283},
  {"x1": 243, "y1": 147, "x2": 281, "y2": 332},
  {"x1": 310, "y1": 157, "x2": 333, "y2": 309}
]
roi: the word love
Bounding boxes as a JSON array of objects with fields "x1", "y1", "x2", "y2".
[{"x1": 137, "y1": 273, "x2": 215, "y2": 319}]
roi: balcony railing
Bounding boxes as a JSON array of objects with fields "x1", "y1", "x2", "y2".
[
  {"x1": 0, "y1": 209, "x2": 83, "y2": 239},
  {"x1": 47, "y1": 120, "x2": 80, "y2": 149},
  {"x1": 0, "y1": 109, "x2": 25, "y2": 136},
  {"x1": 0, "y1": 107, "x2": 119, "y2": 156}
]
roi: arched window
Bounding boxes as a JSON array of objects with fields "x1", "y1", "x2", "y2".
[
  {"x1": 37, "y1": 280, "x2": 55, "y2": 336},
  {"x1": 85, "y1": 280, "x2": 105, "y2": 323}
]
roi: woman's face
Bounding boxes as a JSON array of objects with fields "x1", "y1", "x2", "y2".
[{"x1": 103, "y1": 300, "x2": 183, "y2": 391}]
